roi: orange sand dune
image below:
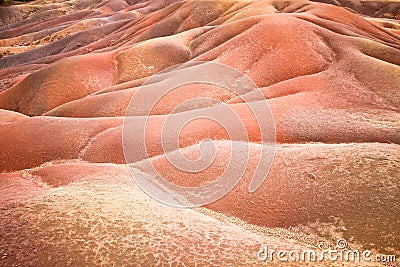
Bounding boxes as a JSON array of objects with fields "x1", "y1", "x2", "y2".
[
  {"x1": 132, "y1": 141, "x2": 400, "y2": 252},
  {"x1": 0, "y1": 0, "x2": 399, "y2": 264},
  {"x1": 0, "y1": 161, "x2": 381, "y2": 266}
]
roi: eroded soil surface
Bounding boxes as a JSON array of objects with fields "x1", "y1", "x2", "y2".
[{"x1": 0, "y1": 0, "x2": 399, "y2": 265}]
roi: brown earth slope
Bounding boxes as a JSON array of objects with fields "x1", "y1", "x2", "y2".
[{"x1": 0, "y1": 0, "x2": 399, "y2": 266}]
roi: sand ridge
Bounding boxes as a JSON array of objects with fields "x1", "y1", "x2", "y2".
[{"x1": 0, "y1": 0, "x2": 399, "y2": 265}]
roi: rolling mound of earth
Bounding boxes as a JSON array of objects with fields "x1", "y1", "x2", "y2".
[{"x1": 0, "y1": 0, "x2": 399, "y2": 266}]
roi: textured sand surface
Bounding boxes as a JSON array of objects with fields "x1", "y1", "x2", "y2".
[{"x1": 0, "y1": 0, "x2": 399, "y2": 265}]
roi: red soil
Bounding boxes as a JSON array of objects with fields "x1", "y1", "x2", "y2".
[{"x1": 0, "y1": 0, "x2": 399, "y2": 264}]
